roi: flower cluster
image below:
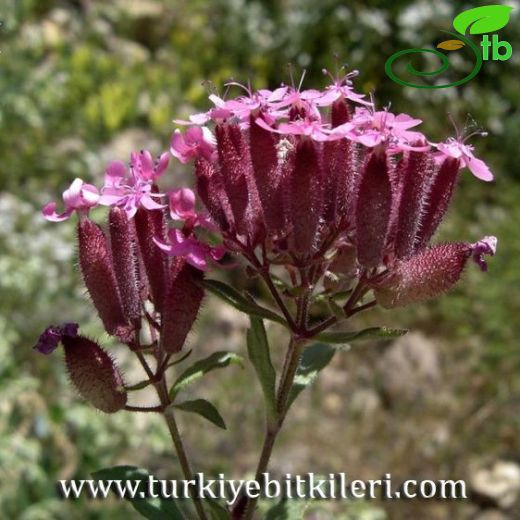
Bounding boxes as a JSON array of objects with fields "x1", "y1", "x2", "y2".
[
  {"x1": 170, "y1": 72, "x2": 496, "y2": 309},
  {"x1": 36, "y1": 71, "x2": 497, "y2": 414},
  {"x1": 37, "y1": 150, "x2": 214, "y2": 405}
]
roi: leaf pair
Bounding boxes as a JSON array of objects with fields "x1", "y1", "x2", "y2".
[
  {"x1": 246, "y1": 316, "x2": 407, "y2": 418},
  {"x1": 168, "y1": 350, "x2": 244, "y2": 430}
]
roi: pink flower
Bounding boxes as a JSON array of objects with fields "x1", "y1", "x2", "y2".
[
  {"x1": 256, "y1": 117, "x2": 333, "y2": 141},
  {"x1": 130, "y1": 149, "x2": 169, "y2": 181},
  {"x1": 42, "y1": 178, "x2": 100, "y2": 222},
  {"x1": 349, "y1": 109, "x2": 429, "y2": 152},
  {"x1": 471, "y1": 235, "x2": 497, "y2": 271},
  {"x1": 154, "y1": 228, "x2": 225, "y2": 271},
  {"x1": 98, "y1": 152, "x2": 168, "y2": 218},
  {"x1": 170, "y1": 127, "x2": 216, "y2": 164},
  {"x1": 435, "y1": 138, "x2": 493, "y2": 181},
  {"x1": 316, "y1": 69, "x2": 373, "y2": 107},
  {"x1": 169, "y1": 188, "x2": 216, "y2": 230}
]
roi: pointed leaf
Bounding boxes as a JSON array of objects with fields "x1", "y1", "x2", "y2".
[
  {"x1": 174, "y1": 399, "x2": 226, "y2": 429},
  {"x1": 437, "y1": 39, "x2": 465, "y2": 51},
  {"x1": 201, "y1": 279, "x2": 286, "y2": 325},
  {"x1": 316, "y1": 326, "x2": 407, "y2": 344},
  {"x1": 453, "y1": 5, "x2": 513, "y2": 35},
  {"x1": 247, "y1": 317, "x2": 277, "y2": 423},
  {"x1": 91, "y1": 466, "x2": 184, "y2": 519},
  {"x1": 287, "y1": 343, "x2": 336, "y2": 408},
  {"x1": 169, "y1": 351, "x2": 243, "y2": 399}
]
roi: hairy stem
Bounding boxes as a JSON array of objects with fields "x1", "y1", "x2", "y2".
[
  {"x1": 156, "y1": 379, "x2": 208, "y2": 520},
  {"x1": 134, "y1": 350, "x2": 207, "y2": 520}
]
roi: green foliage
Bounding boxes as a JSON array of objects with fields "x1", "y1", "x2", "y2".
[
  {"x1": 246, "y1": 317, "x2": 278, "y2": 424},
  {"x1": 169, "y1": 351, "x2": 243, "y2": 399},
  {"x1": 202, "y1": 279, "x2": 285, "y2": 325},
  {"x1": 173, "y1": 399, "x2": 227, "y2": 429},
  {"x1": 287, "y1": 343, "x2": 337, "y2": 408},
  {"x1": 316, "y1": 327, "x2": 408, "y2": 345}
]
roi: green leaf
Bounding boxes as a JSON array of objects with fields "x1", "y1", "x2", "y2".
[
  {"x1": 201, "y1": 279, "x2": 286, "y2": 325},
  {"x1": 265, "y1": 498, "x2": 310, "y2": 519},
  {"x1": 173, "y1": 399, "x2": 226, "y2": 429},
  {"x1": 453, "y1": 5, "x2": 513, "y2": 35},
  {"x1": 91, "y1": 466, "x2": 184, "y2": 520},
  {"x1": 316, "y1": 326, "x2": 407, "y2": 344},
  {"x1": 287, "y1": 343, "x2": 336, "y2": 408},
  {"x1": 247, "y1": 317, "x2": 277, "y2": 423},
  {"x1": 169, "y1": 351, "x2": 243, "y2": 399}
]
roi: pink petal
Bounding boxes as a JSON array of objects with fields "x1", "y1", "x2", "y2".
[
  {"x1": 140, "y1": 194, "x2": 166, "y2": 211},
  {"x1": 42, "y1": 202, "x2": 72, "y2": 222},
  {"x1": 467, "y1": 156, "x2": 494, "y2": 182},
  {"x1": 155, "y1": 152, "x2": 170, "y2": 177}
]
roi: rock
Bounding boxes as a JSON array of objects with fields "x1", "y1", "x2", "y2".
[
  {"x1": 375, "y1": 331, "x2": 441, "y2": 405},
  {"x1": 471, "y1": 461, "x2": 520, "y2": 509}
]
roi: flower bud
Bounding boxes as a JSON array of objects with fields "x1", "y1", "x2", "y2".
[
  {"x1": 134, "y1": 207, "x2": 167, "y2": 313},
  {"x1": 78, "y1": 219, "x2": 130, "y2": 339},
  {"x1": 108, "y1": 207, "x2": 141, "y2": 324},
  {"x1": 373, "y1": 243, "x2": 472, "y2": 308},
  {"x1": 160, "y1": 261, "x2": 204, "y2": 353},
  {"x1": 356, "y1": 150, "x2": 393, "y2": 267},
  {"x1": 62, "y1": 335, "x2": 127, "y2": 413}
]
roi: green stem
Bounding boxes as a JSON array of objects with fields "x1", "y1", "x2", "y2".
[
  {"x1": 134, "y1": 350, "x2": 207, "y2": 520},
  {"x1": 241, "y1": 335, "x2": 306, "y2": 520},
  {"x1": 156, "y1": 379, "x2": 208, "y2": 520}
]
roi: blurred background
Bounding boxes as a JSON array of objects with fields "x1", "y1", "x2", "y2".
[{"x1": 0, "y1": 0, "x2": 519, "y2": 518}]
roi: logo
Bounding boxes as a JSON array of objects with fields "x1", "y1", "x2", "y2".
[{"x1": 385, "y1": 5, "x2": 513, "y2": 88}]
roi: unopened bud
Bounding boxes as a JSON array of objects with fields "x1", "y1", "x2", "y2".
[
  {"x1": 78, "y1": 219, "x2": 131, "y2": 340},
  {"x1": 373, "y1": 243, "x2": 472, "y2": 308},
  {"x1": 161, "y1": 261, "x2": 204, "y2": 353},
  {"x1": 62, "y1": 335, "x2": 127, "y2": 413}
]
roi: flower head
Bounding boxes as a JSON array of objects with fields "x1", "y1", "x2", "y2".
[
  {"x1": 42, "y1": 178, "x2": 99, "y2": 222},
  {"x1": 171, "y1": 126, "x2": 216, "y2": 164},
  {"x1": 435, "y1": 137, "x2": 493, "y2": 181},
  {"x1": 154, "y1": 228, "x2": 225, "y2": 271},
  {"x1": 169, "y1": 73, "x2": 496, "y2": 309},
  {"x1": 98, "y1": 151, "x2": 169, "y2": 218}
]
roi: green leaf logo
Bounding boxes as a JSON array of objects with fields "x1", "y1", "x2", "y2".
[{"x1": 453, "y1": 5, "x2": 513, "y2": 35}]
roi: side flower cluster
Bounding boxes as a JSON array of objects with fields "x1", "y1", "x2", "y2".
[
  {"x1": 35, "y1": 151, "x2": 219, "y2": 411},
  {"x1": 171, "y1": 71, "x2": 497, "y2": 308}
]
